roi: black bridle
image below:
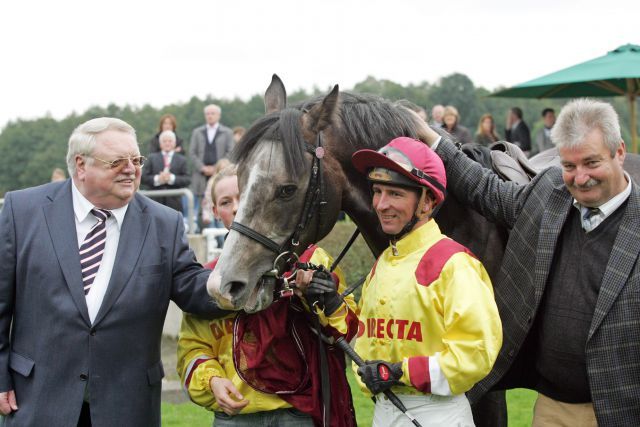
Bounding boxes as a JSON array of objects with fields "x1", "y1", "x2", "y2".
[{"x1": 230, "y1": 130, "x2": 327, "y2": 276}]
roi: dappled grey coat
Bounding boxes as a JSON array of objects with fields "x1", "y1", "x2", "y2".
[{"x1": 436, "y1": 137, "x2": 640, "y2": 426}]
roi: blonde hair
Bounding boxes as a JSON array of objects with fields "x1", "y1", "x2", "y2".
[{"x1": 211, "y1": 164, "x2": 238, "y2": 206}]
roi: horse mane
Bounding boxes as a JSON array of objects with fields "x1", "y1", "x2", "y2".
[
  {"x1": 231, "y1": 91, "x2": 421, "y2": 178},
  {"x1": 326, "y1": 92, "x2": 421, "y2": 150},
  {"x1": 231, "y1": 108, "x2": 308, "y2": 178}
]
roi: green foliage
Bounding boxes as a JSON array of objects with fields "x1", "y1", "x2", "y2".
[
  {"x1": 1, "y1": 74, "x2": 638, "y2": 196},
  {"x1": 318, "y1": 220, "x2": 376, "y2": 301}
]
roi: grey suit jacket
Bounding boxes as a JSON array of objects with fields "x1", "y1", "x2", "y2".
[
  {"x1": 188, "y1": 124, "x2": 234, "y2": 196},
  {"x1": 437, "y1": 138, "x2": 640, "y2": 426},
  {"x1": 0, "y1": 180, "x2": 227, "y2": 427}
]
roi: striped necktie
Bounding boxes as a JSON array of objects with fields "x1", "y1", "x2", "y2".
[{"x1": 80, "y1": 208, "x2": 111, "y2": 295}]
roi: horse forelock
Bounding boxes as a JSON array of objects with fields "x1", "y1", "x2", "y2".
[{"x1": 231, "y1": 108, "x2": 309, "y2": 179}]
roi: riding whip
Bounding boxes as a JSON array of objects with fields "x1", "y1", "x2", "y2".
[{"x1": 333, "y1": 336, "x2": 424, "y2": 427}]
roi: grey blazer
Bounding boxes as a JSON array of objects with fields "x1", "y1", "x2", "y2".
[
  {"x1": 188, "y1": 124, "x2": 234, "y2": 196},
  {"x1": 0, "y1": 180, "x2": 226, "y2": 427},
  {"x1": 437, "y1": 138, "x2": 640, "y2": 426}
]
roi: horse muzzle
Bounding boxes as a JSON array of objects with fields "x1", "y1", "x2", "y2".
[{"x1": 207, "y1": 271, "x2": 276, "y2": 313}]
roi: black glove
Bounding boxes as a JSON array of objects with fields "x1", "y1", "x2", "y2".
[
  {"x1": 357, "y1": 360, "x2": 403, "y2": 395},
  {"x1": 304, "y1": 268, "x2": 343, "y2": 315}
]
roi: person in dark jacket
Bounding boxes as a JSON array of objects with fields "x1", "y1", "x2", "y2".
[
  {"x1": 441, "y1": 105, "x2": 473, "y2": 145},
  {"x1": 474, "y1": 114, "x2": 501, "y2": 146},
  {"x1": 141, "y1": 130, "x2": 190, "y2": 212},
  {"x1": 504, "y1": 107, "x2": 531, "y2": 154},
  {"x1": 425, "y1": 98, "x2": 639, "y2": 426},
  {"x1": 147, "y1": 113, "x2": 184, "y2": 155}
]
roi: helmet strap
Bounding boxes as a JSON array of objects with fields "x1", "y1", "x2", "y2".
[{"x1": 388, "y1": 188, "x2": 430, "y2": 255}]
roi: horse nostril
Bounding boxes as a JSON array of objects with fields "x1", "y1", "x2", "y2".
[{"x1": 228, "y1": 281, "x2": 246, "y2": 298}]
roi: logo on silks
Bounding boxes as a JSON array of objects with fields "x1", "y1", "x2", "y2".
[{"x1": 378, "y1": 363, "x2": 390, "y2": 381}]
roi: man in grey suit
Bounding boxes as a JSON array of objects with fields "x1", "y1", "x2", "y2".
[
  {"x1": 189, "y1": 104, "x2": 234, "y2": 230},
  {"x1": 423, "y1": 99, "x2": 639, "y2": 425},
  {"x1": 0, "y1": 118, "x2": 228, "y2": 426},
  {"x1": 531, "y1": 108, "x2": 556, "y2": 156}
]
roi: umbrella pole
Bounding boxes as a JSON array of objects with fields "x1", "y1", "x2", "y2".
[{"x1": 629, "y1": 94, "x2": 638, "y2": 154}]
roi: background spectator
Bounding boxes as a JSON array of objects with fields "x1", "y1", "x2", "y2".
[
  {"x1": 532, "y1": 108, "x2": 556, "y2": 156},
  {"x1": 147, "y1": 113, "x2": 184, "y2": 155},
  {"x1": 442, "y1": 105, "x2": 473, "y2": 145},
  {"x1": 430, "y1": 104, "x2": 445, "y2": 127},
  {"x1": 475, "y1": 113, "x2": 500, "y2": 146},
  {"x1": 141, "y1": 130, "x2": 190, "y2": 212},
  {"x1": 189, "y1": 104, "x2": 234, "y2": 231},
  {"x1": 50, "y1": 167, "x2": 66, "y2": 182},
  {"x1": 232, "y1": 126, "x2": 246, "y2": 145},
  {"x1": 505, "y1": 107, "x2": 531, "y2": 154}
]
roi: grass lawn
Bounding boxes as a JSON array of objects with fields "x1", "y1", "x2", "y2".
[{"x1": 162, "y1": 371, "x2": 536, "y2": 426}]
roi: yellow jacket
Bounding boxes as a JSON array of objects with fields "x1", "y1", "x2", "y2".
[
  {"x1": 353, "y1": 220, "x2": 502, "y2": 396},
  {"x1": 177, "y1": 246, "x2": 356, "y2": 413}
]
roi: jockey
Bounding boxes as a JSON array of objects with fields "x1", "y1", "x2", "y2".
[
  {"x1": 351, "y1": 136, "x2": 503, "y2": 426},
  {"x1": 176, "y1": 164, "x2": 358, "y2": 427}
]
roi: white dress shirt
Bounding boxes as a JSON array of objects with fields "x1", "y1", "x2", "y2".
[
  {"x1": 206, "y1": 123, "x2": 219, "y2": 144},
  {"x1": 153, "y1": 150, "x2": 176, "y2": 186},
  {"x1": 72, "y1": 181, "x2": 129, "y2": 323}
]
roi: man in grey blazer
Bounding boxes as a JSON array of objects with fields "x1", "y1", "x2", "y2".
[
  {"x1": 423, "y1": 99, "x2": 639, "y2": 426},
  {"x1": 188, "y1": 104, "x2": 234, "y2": 230},
  {"x1": 0, "y1": 118, "x2": 228, "y2": 426}
]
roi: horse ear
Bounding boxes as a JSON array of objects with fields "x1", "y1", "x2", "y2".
[
  {"x1": 264, "y1": 74, "x2": 287, "y2": 114},
  {"x1": 307, "y1": 84, "x2": 340, "y2": 132}
]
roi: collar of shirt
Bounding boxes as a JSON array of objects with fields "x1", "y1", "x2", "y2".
[
  {"x1": 511, "y1": 120, "x2": 521, "y2": 131},
  {"x1": 387, "y1": 219, "x2": 442, "y2": 258},
  {"x1": 206, "y1": 123, "x2": 219, "y2": 132},
  {"x1": 430, "y1": 135, "x2": 443, "y2": 150},
  {"x1": 162, "y1": 150, "x2": 175, "y2": 158},
  {"x1": 572, "y1": 171, "x2": 632, "y2": 228},
  {"x1": 71, "y1": 180, "x2": 129, "y2": 230}
]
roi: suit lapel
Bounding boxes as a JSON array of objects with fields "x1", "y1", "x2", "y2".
[
  {"x1": 588, "y1": 184, "x2": 640, "y2": 339},
  {"x1": 44, "y1": 181, "x2": 91, "y2": 326},
  {"x1": 93, "y1": 195, "x2": 151, "y2": 326},
  {"x1": 202, "y1": 127, "x2": 209, "y2": 144},
  {"x1": 533, "y1": 185, "x2": 572, "y2": 301}
]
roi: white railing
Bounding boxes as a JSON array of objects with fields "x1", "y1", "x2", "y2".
[{"x1": 202, "y1": 227, "x2": 230, "y2": 261}]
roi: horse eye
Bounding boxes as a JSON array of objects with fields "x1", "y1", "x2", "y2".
[{"x1": 277, "y1": 185, "x2": 297, "y2": 199}]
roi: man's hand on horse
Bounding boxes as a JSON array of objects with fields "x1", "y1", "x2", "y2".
[
  {"x1": 0, "y1": 390, "x2": 18, "y2": 415},
  {"x1": 294, "y1": 268, "x2": 343, "y2": 315},
  {"x1": 210, "y1": 377, "x2": 249, "y2": 415},
  {"x1": 357, "y1": 360, "x2": 404, "y2": 395}
]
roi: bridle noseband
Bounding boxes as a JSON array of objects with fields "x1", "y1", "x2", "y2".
[{"x1": 230, "y1": 131, "x2": 327, "y2": 277}]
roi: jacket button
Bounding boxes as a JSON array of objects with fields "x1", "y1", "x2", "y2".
[
  {"x1": 379, "y1": 299, "x2": 386, "y2": 305},
  {"x1": 80, "y1": 374, "x2": 88, "y2": 381},
  {"x1": 508, "y1": 349, "x2": 515, "y2": 357},
  {"x1": 90, "y1": 329, "x2": 96, "y2": 336}
]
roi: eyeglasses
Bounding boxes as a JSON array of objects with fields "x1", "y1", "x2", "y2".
[{"x1": 88, "y1": 155, "x2": 146, "y2": 169}]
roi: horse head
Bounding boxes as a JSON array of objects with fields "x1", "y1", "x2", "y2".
[{"x1": 207, "y1": 75, "x2": 345, "y2": 312}]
